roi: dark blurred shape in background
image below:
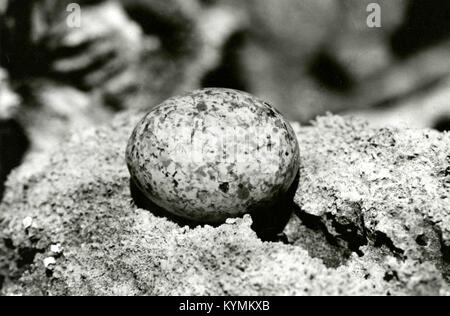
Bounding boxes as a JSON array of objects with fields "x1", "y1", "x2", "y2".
[
  {"x1": 391, "y1": 0, "x2": 450, "y2": 57},
  {"x1": 201, "y1": 30, "x2": 248, "y2": 91},
  {"x1": 308, "y1": 52, "x2": 355, "y2": 93},
  {"x1": 433, "y1": 116, "x2": 450, "y2": 132},
  {"x1": 0, "y1": 0, "x2": 450, "y2": 200}
]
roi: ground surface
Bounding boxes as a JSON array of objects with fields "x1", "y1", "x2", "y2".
[{"x1": 0, "y1": 113, "x2": 449, "y2": 295}]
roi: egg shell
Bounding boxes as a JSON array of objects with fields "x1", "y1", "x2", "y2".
[{"x1": 126, "y1": 88, "x2": 300, "y2": 223}]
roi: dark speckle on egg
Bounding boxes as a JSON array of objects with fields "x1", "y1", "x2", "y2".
[
  {"x1": 219, "y1": 182, "x2": 229, "y2": 193},
  {"x1": 196, "y1": 102, "x2": 207, "y2": 111},
  {"x1": 126, "y1": 88, "x2": 300, "y2": 223}
]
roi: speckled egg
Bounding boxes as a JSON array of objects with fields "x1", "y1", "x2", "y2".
[{"x1": 126, "y1": 88, "x2": 300, "y2": 223}]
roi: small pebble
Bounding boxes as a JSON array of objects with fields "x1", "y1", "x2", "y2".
[
  {"x1": 22, "y1": 217, "x2": 33, "y2": 229},
  {"x1": 225, "y1": 218, "x2": 238, "y2": 225},
  {"x1": 43, "y1": 257, "x2": 56, "y2": 268},
  {"x1": 50, "y1": 244, "x2": 63, "y2": 254},
  {"x1": 126, "y1": 88, "x2": 300, "y2": 223}
]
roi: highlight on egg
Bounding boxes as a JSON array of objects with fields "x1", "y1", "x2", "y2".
[{"x1": 126, "y1": 88, "x2": 300, "y2": 223}]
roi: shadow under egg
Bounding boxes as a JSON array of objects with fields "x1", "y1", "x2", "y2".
[
  {"x1": 249, "y1": 172, "x2": 299, "y2": 242},
  {"x1": 129, "y1": 172, "x2": 299, "y2": 239}
]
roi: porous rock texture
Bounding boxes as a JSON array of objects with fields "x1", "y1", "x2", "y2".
[{"x1": 0, "y1": 113, "x2": 449, "y2": 295}]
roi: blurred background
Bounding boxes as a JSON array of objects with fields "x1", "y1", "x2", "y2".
[{"x1": 1, "y1": 0, "x2": 450, "y2": 198}]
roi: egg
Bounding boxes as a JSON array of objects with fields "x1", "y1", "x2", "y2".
[{"x1": 126, "y1": 88, "x2": 300, "y2": 223}]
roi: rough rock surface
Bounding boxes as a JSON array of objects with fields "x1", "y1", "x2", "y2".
[
  {"x1": 0, "y1": 113, "x2": 449, "y2": 295},
  {"x1": 294, "y1": 117, "x2": 450, "y2": 267}
]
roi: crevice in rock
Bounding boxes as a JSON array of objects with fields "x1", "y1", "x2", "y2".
[
  {"x1": 3, "y1": 238, "x2": 14, "y2": 250},
  {"x1": 383, "y1": 270, "x2": 400, "y2": 282},
  {"x1": 0, "y1": 237, "x2": 46, "y2": 290},
  {"x1": 292, "y1": 203, "x2": 417, "y2": 261},
  {"x1": 442, "y1": 241, "x2": 450, "y2": 264},
  {"x1": 437, "y1": 230, "x2": 450, "y2": 280},
  {"x1": 415, "y1": 234, "x2": 429, "y2": 247},
  {"x1": 327, "y1": 213, "x2": 368, "y2": 256},
  {"x1": 373, "y1": 231, "x2": 405, "y2": 257},
  {"x1": 292, "y1": 206, "x2": 368, "y2": 257},
  {"x1": 294, "y1": 208, "x2": 341, "y2": 248},
  {"x1": 0, "y1": 119, "x2": 30, "y2": 201},
  {"x1": 17, "y1": 247, "x2": 45, "y2": 269},
  {"x1": 288, "y1": 207, "x2": 353, "y2": 268}
]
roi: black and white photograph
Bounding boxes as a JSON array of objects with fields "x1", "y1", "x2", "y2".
[{"x1": 0, "y1": 0, "x2": 450, "y2": 299}]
